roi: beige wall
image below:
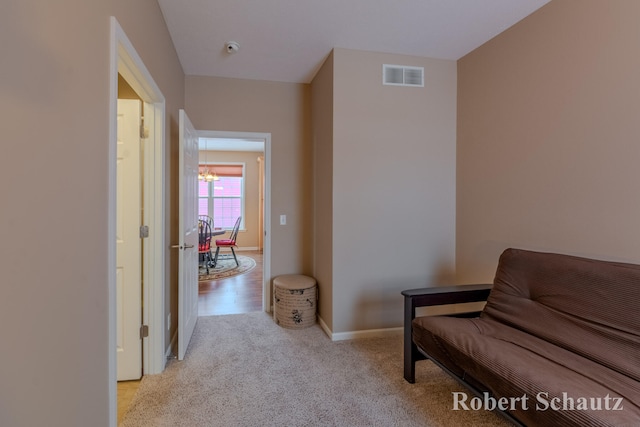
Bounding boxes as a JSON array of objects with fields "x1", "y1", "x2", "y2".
[
  {"x1": 311, "y1": 51, "x2": 335, "y2": 330},
  {"x1": 0, "y1": 1, "x2": 184, "y2": 426},
  {"x1": 457, "y1": 0, "x2": 640, "y2": 282},
  {"x1": 200, "y1": 150, "x2": 263, "y2": 248},
  {"x1": 185, "y1": 76, "x2": 314, "y2": 283},
  {"x1": 328, "y1": 49, "x2": 457, "y2": 334}
]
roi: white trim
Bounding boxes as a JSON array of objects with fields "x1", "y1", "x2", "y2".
[
  {"x1": 107, "y1": 19, "x2": 118, "y2": 427},
  {"x1": 199, "y1": 130, "x2": 266, "y2": 140},
  {"x1": 141, "y1": 101, "x2": 166, "y2": 375},
  {"x1": 263, "y1": 135, "x2": 272, "y2": 313},
  {"x1": 331, "y1": 327, "x2": 403, "y2": 341},
  {"x1": 198, "y1": 130, "x2": 272, "y2": 313},
  {"x1": 317, "y1": 315, "x2": 332, "y2": 339},
  {"x1": 317, "y1": 315, "x2": 403, "y2": 341},
  {"x1": 109, "y1": 17, "x2": 166, "y2": 427}
]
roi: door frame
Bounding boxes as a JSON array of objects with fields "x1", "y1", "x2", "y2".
[
  {"x1": 198, "y1": 130, "x2": 272, "y2": 312},
  {"x1": 108, "y1": 17, "x2": 166, "y2": 426}
]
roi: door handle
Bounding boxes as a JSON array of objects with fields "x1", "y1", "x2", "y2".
[{"x1": 170, "y1": 244, "x2": 195, "y2": 250}]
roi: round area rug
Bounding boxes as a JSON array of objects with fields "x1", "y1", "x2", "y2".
[{"x1": 198, "y1": 254, "x2": 256, "y2": 281}]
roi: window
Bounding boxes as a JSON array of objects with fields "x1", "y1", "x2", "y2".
[{"x1": 198, "y1": 164, "x2": 244, "y2": 229}]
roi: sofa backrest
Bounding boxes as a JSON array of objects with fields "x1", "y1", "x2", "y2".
[{"x1": 482, "y1": 248, "x2": 640, "y2": 382}]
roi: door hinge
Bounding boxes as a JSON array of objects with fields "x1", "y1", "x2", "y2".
[
  {"x1": 140, "y1": 325, "x2": 149, "y2": 339},
  {"x1": 140, "y1": 225, "x2": 149, "y2": 238}
]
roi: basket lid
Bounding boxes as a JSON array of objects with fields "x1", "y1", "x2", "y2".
[{"x1": 274, "y1": 274, "x2": 316, "y2": 290}]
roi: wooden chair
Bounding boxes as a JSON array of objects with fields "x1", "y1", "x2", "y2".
[
  {"x1": 198, "y1": 219, "x2": 214, "y2": 274},
  {"x1": 212, "y1": 216, "x2": 241, "y2": 268},
  {"x1": 199, "y1": 215, "x2": 214, "y2": 228}
]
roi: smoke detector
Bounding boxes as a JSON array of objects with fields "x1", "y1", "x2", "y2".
[{"x1": 225, "y1": 41, "x2": 240, "y2": 54}]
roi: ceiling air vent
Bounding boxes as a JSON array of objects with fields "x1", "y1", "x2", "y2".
[{"x1": 383, "y1": 64, "x2": 424, "y2": 87}]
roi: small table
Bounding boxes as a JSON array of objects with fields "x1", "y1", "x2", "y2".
[{"x1": 211, "y1": 228, "x2": 226, "y2": 236}]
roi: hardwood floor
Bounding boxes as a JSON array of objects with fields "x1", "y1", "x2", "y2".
[
  {"x1": 198, "y1": 250, "x2": 263, "y2": 316},
  {"x1": 118, "y1": 380, "x2": 141, "y2": 424}
]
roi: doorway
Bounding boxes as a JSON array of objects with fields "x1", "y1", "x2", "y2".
[
  {"x1": 109, "y1": 17, "x2": 166, "y2": 426},
  {"x1": 197, "y1": 131, "x2": 272, "y2": 314}
]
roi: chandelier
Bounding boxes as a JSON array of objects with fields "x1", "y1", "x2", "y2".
[
  {"x1": 198, "y1": 168, "x2": 219, "y2": 182},
  {"x1": 198, "y1": 139, "x2": 220, "y2": 182}
]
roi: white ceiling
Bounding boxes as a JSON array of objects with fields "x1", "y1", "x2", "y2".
[{"x1": 157, "y1": 0, "x2": 550, "y2": 84}]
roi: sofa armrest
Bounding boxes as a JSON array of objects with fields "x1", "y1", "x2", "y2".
[{"x1": 402, "y1": 284, "x2": 493, "y2": 383}]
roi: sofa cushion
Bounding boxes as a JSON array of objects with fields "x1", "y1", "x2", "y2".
[
  {"x1": 413, "y1": 315, "x2": 640, "y2": 426},
  {"x1": 484, "y1": 248, "x2": 640, "y2": 383}
]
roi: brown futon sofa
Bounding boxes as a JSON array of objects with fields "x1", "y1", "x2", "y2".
[{"x1": 403, "y1": 248, "x2": 640, "y2": 426}]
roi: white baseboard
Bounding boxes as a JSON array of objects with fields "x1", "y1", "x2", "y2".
[
  {"x1": 317, "y1": 315, "x2": 403, "y2": 341},
  {"x1": 331, "y1": 326, "x2": 403, "y2": 341},
  {"x1": 237, "y1": 247, "x2": 259, "y2": 251},
  {"x1": 318, "y1": 315, "x2": 332, "y2": 338}
]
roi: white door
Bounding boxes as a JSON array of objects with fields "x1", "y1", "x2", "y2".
[
  {"x1": 116, "y1": 99, "x2": 142, "y2": 380},
  {"x1": 178, "y1": 109, "x2": 199, "y2": 360}
]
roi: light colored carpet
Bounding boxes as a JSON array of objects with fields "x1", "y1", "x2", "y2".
[
  {"x1": 198, "y1": 254, "x2": 256, "y2": 281},
  {"x1": 120, "y1": 312, "x2": 512, "y2": 427}
]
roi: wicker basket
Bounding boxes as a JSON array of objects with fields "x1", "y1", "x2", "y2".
[{"x1": 273, "y1": 275, "x2": 317, "y2": 329}]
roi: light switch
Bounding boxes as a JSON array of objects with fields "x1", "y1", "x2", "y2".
[{"x1": 280, "y1": 215, "x2": 287, "y2": 225}]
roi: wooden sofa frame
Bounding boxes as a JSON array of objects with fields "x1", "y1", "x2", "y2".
[{"x1": 402, "y1": 284, "x2": 525, "y2": 426}]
